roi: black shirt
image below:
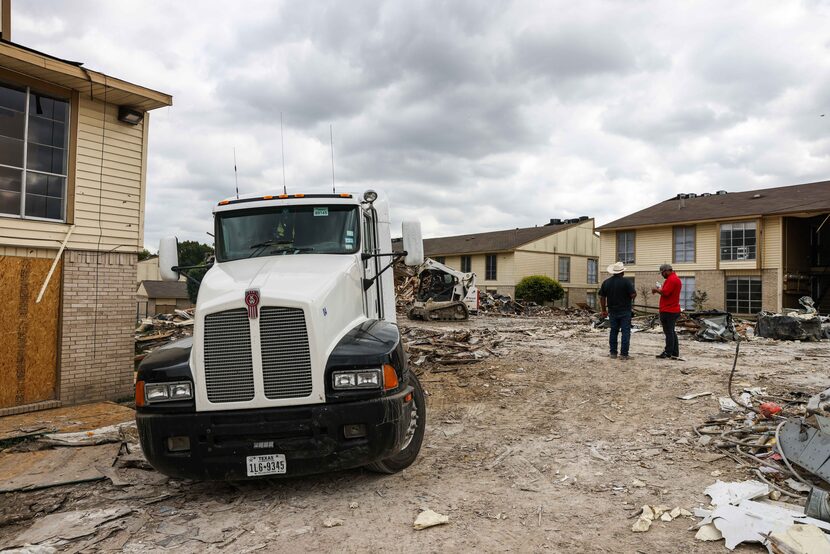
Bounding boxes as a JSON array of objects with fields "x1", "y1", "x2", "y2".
[{"x1": 599, "y1": 274, "x2": 636, "y2": 314}]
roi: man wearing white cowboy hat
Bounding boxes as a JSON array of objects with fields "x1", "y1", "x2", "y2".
[{"x1": 599, "y1": 261, "x2": 637, "y2": 360}]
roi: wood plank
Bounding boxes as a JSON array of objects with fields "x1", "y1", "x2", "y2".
[
  {"x1": 0, "y1": 257, "x2": 22, "y2": 409},
  {"x1": 22, "y1": 258, "x2": 60, "y2": 404}
]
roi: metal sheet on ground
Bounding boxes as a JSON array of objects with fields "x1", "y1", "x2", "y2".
[{"x1": 0, "y1": 443, "x2": 121, "y2": 492}]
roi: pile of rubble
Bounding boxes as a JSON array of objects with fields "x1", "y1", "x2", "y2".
[
  {"x1": 135, "y1": 309, "x2": 194, "y2": 361},
  {"x1": 757, "y1": 296, "x2": 830, "y2": 341},
  {"x1": 400, "y1": 326, "x2": 507, "y2": 369}
]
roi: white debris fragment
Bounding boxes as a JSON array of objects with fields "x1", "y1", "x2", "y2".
[
  {"x1": 669, "y1": 507, "x2": 681, "y2": 519},
  {"x1": 768, "y1": 524, "x2": 830, "y2": 553},
  {"x1": 631, "y1": 505, "x2": 655, "y2": 533},
  {"x1": 694, "y1": 523, "x2": 723, "y2": 542},
  {"x1": 414, "y1": 509, "x2": 449, "y2": 530},
  {"x1": 718, "y1": 397, "x2": 741, "y2": 412},
  {"x1": 631, "y1": 479, "x2": 646, "y2": 488},
  {"x1": 703, "y1": 480, "x2": 769, "y2": 507},
  {"x1": 349, "y1": 502, "x2": 359, "y2": 509},
  {"x1": 323, "y1": 518, "x2": 344, "y2": 528},
  {"x1": 660, "y1": 512, "x2": 673, "y2": 522}
]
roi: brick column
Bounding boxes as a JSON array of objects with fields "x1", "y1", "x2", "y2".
[{"x1": 60, "y1": 250, "x2": 137, "y2": 404}]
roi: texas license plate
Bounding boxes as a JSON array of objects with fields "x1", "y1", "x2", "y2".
[{"x1": 246, "y1": 454, "x2": 286, "y2": 476}]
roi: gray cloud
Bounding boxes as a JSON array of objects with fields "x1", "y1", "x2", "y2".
[{"x1": 10, "y1": 0, "x2": 830, "y2": 249}]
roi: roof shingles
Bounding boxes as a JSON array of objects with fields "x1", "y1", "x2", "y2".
[
  {"x1": 596, "y1": 180, "x2": 830, "y2": 231},
  {"x1": 423, "y1": 221, "x2": 583, "y2": 256}
]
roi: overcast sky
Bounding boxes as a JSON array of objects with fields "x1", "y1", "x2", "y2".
[{"x1": 14, "y1": 0, "x2": 830, "y2": 249}]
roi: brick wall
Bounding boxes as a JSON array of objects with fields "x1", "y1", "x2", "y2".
[
  {"x1": 694, "y1": 270, "x2": 725, "y2": 311},
  {"x1": 60, "y1": 250, "x2": 137, "y2": 404}
]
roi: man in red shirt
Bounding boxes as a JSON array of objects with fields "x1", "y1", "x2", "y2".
[{"x1": 651, "y1": 263, "x2": 682, "y2": 359}]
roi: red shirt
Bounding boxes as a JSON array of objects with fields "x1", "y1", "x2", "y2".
[{"x1": 659, "y1": 272, "x2": 682, "y2": 313}]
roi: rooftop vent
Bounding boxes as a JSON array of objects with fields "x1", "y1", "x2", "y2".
[
  {"x1": 752, "y1": 194, "x2": 762, "y2": 199},
  {"x1": 565, "y1": 218, "x2": 579, "y2": 224},
  {"x1": 547, "y1": 218, "x2": 563, "y2": 226},
  {"x1": 716, "y1": 190, "x2": 728, "y2": 195},
  {"x1": 579, "y1": 216, "x2": 590, "y2": 221},
  {"x1": 701, "y1": 192, "x2": 712, "y2": 197}
]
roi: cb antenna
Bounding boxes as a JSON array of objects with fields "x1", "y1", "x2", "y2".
[
  {"x1": 233, "y1": 146, "x2": 239, "y2": 199},
  {"x1": 280, "y1": 112, "x2": 287, "y2": 195},
  {"x1": 330, "y1": 124, "x2": 335, "y2": 194}
]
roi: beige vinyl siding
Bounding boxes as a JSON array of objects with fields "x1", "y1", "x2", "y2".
[
  {"x1": 762, "y1": 216, "x2": 782, "y2": 269},
  {"x1": 472, "y1": 252, "x2": 514, "y2": 287},
  {"x1": 600, "y1": 223, "x2": 719, "y2": 273},
  {"x1": 0, "y1": 95, "x2": 147, "y2": 253},
  {"x1": 513, "y1": 251, "x2": 556, "y2": 279},
  {"x1": 519, "y1": 220, "x2": 598, "y2": 257}
]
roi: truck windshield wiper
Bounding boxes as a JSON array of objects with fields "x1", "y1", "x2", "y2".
[
  {"x1": 248, "y1": 239, "x2": 293, "y2": 258},
  {"x1": 270, "y1": 245, "x2": 315, "y2": 255}
]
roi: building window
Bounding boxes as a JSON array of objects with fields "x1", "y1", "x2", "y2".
[
  {"x1": 587, "y1": 259, "x2": 598, "y2": 284},
  {"x1": 558, "y1": 256, "x2": 570, "y2": 282},
  {"x1": 726, "y1": 277, "x2": 762, "y2": 314},
  {"x1": 434, "y1": 256, "x2": 445, "y2": 264},
  {"x1": 674, "y1": 226, "x2": 696, "y2": 263},
  {"x1": 586, "y1": 291, "x2": 597, "y2": 310},
  {"x1": 485, "y1": 254, "x2": 497, "y2": 280},
  {"x1": 679, "y1": 276, "x2": 695, "y2": 311},
  {"x1": 616, "y1": 231, "x2": 635, "y2": 264},
  {"x1": 460, "y1": 255, "x2": 471, "y2": 273},
  {"x1": 720, "y1": 222, "x2": 757, "y2": 261},
  {"x1": 0, "y1": 82, "x2": 70, "y2": 221}
]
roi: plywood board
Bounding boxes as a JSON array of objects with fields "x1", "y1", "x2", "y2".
[{"x1": 0, "y1": 255, "x2": 60, "y2": 408}]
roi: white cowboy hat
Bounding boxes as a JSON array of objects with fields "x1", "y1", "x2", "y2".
[{"x1": 607, "y1": 261, "x2": 626, "y2": 275}]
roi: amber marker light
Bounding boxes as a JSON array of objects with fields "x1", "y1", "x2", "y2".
[
  {"x1": 405, "y1": 393, "x2": 413, "y2": 403},
  {"x1": 218, "y1": 200, "x2": 230, "y2": 205},
  {"x1": 383, "y1": 364, "x2": 399, "y2": 390},
  {"x1": 135, "y1": 381, "x2": 146, "y2": 407},
  {"x1": 262, "y1": 195, "x2": 273, "y2": 199},
  {"x1": 278, "y1": 194, "x2": 289, "y2": 199},
  {"x1": 340, "y1": 193, "x2": 352, "y2": 198},
  {"x1": 294, "y1": 193, "x2": 305, "y2": 198}
]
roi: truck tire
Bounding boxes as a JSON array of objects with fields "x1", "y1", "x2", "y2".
[{"x1": 367, "y1": 373, "x2": 426, "y2": 474}]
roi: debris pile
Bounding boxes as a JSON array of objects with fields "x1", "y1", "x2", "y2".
[
  {"x1": 134, "y1": 308, "x2": 194, "y2": 360},
  {"x1": 400, "y1": 326, "x2": 506, "y2": 369},
  {"x1": 757, "y1": 296, "x2": 828, "y2": 341},
  {"x1": 691, "y1": 480, "x2": 830, "y2": 550}
]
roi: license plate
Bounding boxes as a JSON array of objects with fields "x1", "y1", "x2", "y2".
[{"x1": 246, "y1": 454, "x2": 286, "y2": 476}]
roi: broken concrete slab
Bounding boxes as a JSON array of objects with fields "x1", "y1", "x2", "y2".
[
  {"x1": 704, "y1": 480, "x2": 770, "y2": 507},
  {"x1": 0, "y1": 443, "x2": 121, "y2": 492},
  {"x1": 768, "y1": 524, "x2": 830, "y2": 553},
  {"x1": 39, "y1": 422, "x2": 136, "y2": 447}
]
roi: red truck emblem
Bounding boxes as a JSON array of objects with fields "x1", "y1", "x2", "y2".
[{"x1": 245, "y1": 289, "x2": 260, "y2": 319}]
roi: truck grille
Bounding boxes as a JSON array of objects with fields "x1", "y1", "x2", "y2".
[
  {"x1": 260, "y1": 307, "x2": 313, "y2": 399},
  {"x1": 204, "y1": 309, "x2": 255, "y2": 403}
]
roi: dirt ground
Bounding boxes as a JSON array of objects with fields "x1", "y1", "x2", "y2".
[{"x1": 1, "y1": 313, "x2": 828, "y2": 552}]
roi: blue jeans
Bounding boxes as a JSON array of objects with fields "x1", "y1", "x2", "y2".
[{"x1": 609, "y1": 312, "x2": 632, "y2": 356}]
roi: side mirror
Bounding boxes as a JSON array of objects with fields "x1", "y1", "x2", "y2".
[
  {"x1": 401, "y1": 221, "x2": 424, "y2": 267},
  {"x1": 158, "y1": 237, "x2": 180, "y2": 281}
]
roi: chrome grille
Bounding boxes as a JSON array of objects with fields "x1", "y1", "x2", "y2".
[
  {"x1": 204, "y1": 309, "x2": 255, "y2": 403},
  {"x1": 260, "y1": 307, "x2": 313, "y2": 399}
]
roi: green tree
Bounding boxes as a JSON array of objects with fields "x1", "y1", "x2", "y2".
[
  {"x1": 138, "y1": 248, "x2": 153, "y2": 261},
  {"x1": 514, "y1": 275, "x2": 565, "y2": 305},
  {"x1": 177, "y1": 241, "x2": 215, "y2": 303}
]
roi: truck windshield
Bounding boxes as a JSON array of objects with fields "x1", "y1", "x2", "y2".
[{"x1": 216, "y1": 205, "x2": 360, "y2": 261}]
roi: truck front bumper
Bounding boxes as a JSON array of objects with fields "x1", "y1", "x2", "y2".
[{"x1": 136, "y1": 386, "x2": 413, "y2": 480}]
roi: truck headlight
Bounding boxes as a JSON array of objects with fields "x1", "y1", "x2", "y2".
[
  {"x1": 332, "y1": 369, "x2": 382, "y2": 390},
  {"x1": 145, "y1": 381, "x2": 193, "y2": 403}
]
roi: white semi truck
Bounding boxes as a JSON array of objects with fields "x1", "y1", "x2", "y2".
[{"x1": 135, "y1": 190, "x2": 426, "y2": 479}]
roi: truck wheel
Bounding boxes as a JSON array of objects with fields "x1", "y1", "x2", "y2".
[{"x1": 367, "y1": 373, "x2": 426, "y2": 474}]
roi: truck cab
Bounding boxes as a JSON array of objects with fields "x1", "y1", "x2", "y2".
[{"x1": 135, "y1": 190, "x2": 426, "y2": 479}]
